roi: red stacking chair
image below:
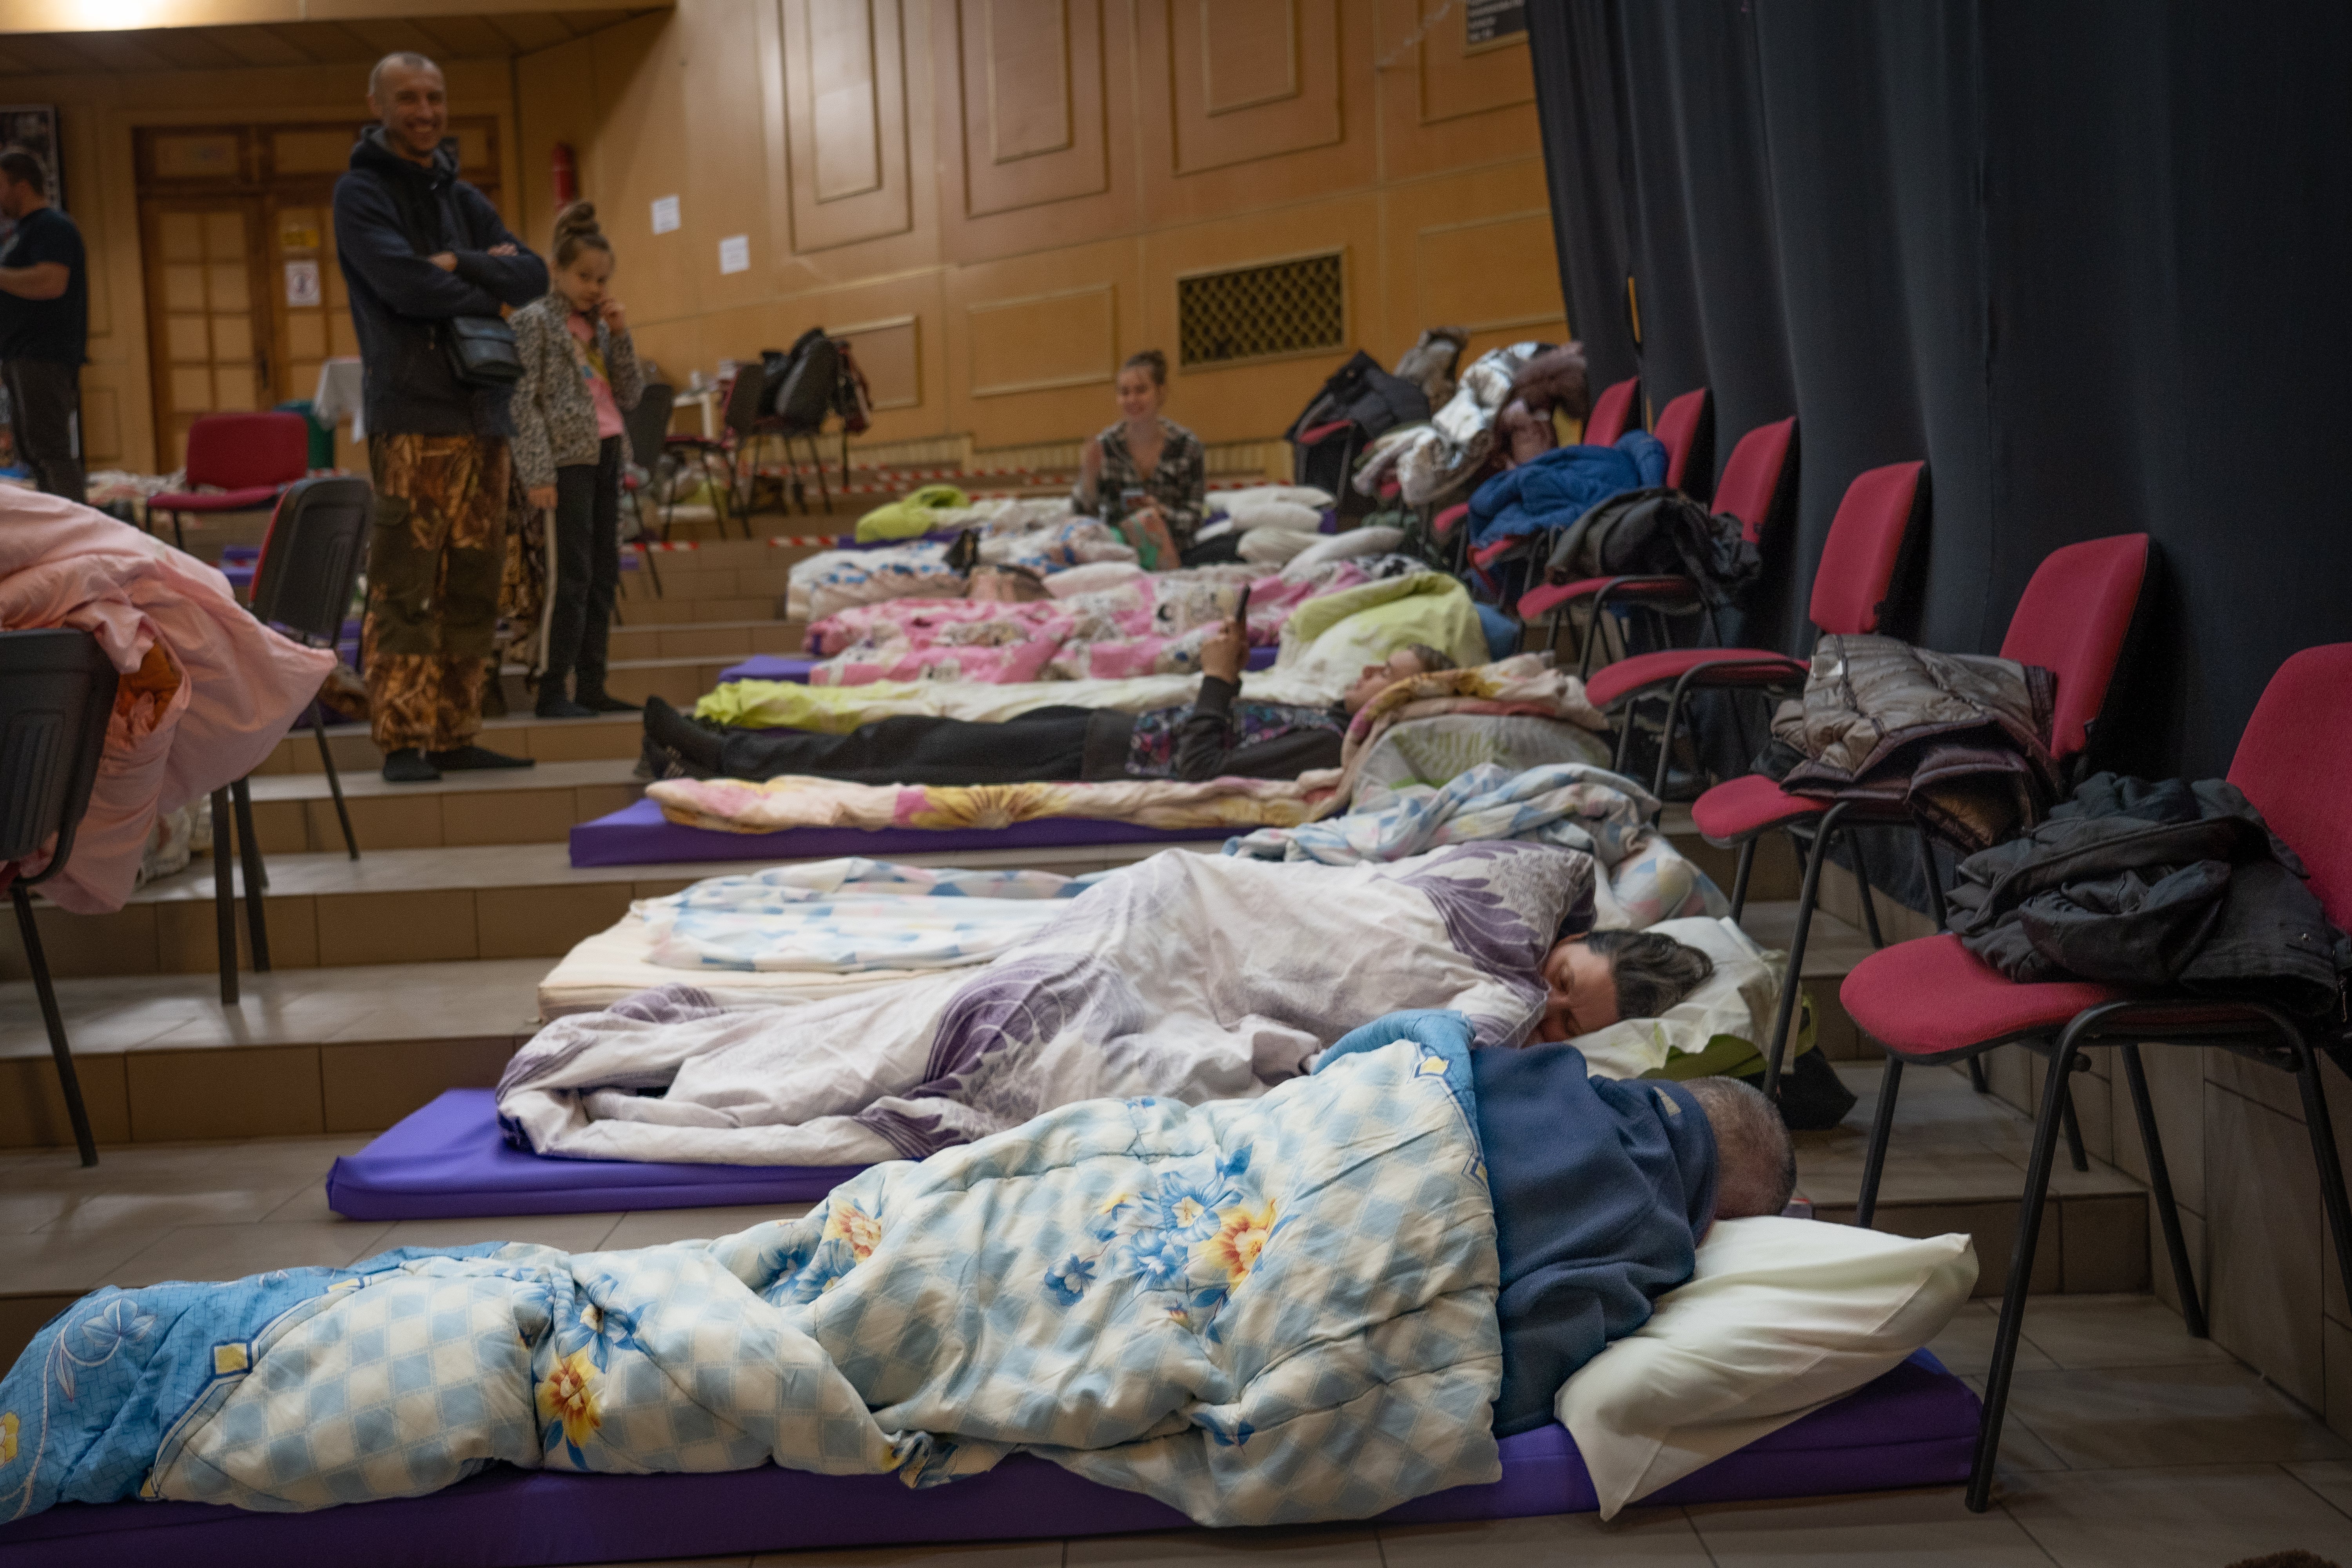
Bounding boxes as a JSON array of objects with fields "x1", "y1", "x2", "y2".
[
  {"x1": 1651, "y1": 387, "x2": 1715, "y2": 502},
  {"x1": 1840, "y1": 642, "x2": 2352, "y2": 1512},
  {"x1": 1584, "y1": 376, "x2": 1640, "y2": 446},
  {"x1": 1517, "y1": 415, "x2": 1797, "y2": 681},
  {"x1": 149, "y1": 412, "x2": 311, "y2": 553},
  {"x1": 1588, "y1": 458, "x2": 1927, "y2": 804},
  {"x1": 1699, "y1": 533, "x2": 2153, "y2": 1103}
]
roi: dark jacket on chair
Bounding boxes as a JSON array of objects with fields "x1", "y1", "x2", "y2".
[
  {"x1": 332, "y1": 129, "x2": 547, "y2": 440},
  {"x1": 1947, "y1": 773, "x2": 2350, "y2": 1017}
]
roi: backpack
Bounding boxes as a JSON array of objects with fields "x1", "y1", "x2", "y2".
[
  {"x1": 1542, "y1": 487, "x2": 1761, "y2": 607},
  {"x1": 1284, "y1": 351, "x2": 1431, "y2": 446},
  {"x1": 759, "y1": 327, "x2": 836, "y2": 426}
]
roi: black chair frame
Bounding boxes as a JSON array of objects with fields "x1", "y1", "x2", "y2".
[{"x1": 1902, "y1": 997, "x2": 2352, "y2": 1511}]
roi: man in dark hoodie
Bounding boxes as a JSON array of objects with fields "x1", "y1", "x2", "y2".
[{"x1": 336, "y1": 52, "x2": 548, "y2": 783}]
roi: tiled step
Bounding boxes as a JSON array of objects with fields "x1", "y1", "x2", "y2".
[
  {"x1": 3, "y1": 837, "x2": 1216, "y2": 982},
  {"x1": 255, "y1": 711, "x2": 646, "y2": 776},
  {"x1": 0, "y1": 960, "x2": 542, "y2": 1150},
  {"x1": 1802, "y1": 1061, "x2": 2151, "y2": 1298},
  {"x1": 605, "y1": 617, "x2": 805, "y2": 662},
  {"x1": 498, "y1": 655, "x2": 743, "y2": 710}
]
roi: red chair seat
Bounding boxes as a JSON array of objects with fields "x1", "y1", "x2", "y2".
[
  {"x1": 1840, "y1": 935, "x2": 2125, "y2": 1060},
  {"x1": 1518, "y1": 574, "x2": 1699, "y2": 622},
  {"x1": 1432, "y1": 502, "x2": 1469, "y2": 539},
  {"x1": 150, "y1": 485, "x2": 287, "y2": 513},
  {"x1": 1585, "y1": 646, "x2": 1806, "y2": 708},
  {"x1": 1470, "y1": 535, "x2": 1524, "y2": 570},
  {"x1": 1689, "y1": 773, "x2": 1828, "y2": 843}
]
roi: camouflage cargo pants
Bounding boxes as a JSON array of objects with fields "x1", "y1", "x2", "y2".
[{"x1": 362, "y1": 434, "x2": 512, "y2": 752}]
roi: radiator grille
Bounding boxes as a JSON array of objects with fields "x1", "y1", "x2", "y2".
[{"x1": 1177, "y1": 253, "x2": 1345, "y2": 368}]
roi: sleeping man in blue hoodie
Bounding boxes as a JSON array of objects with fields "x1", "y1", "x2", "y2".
[{"x1": 1316, "y1": 1009, "x2": 1797, "y2": 1436}]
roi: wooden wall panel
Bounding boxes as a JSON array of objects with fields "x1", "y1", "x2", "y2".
[
  {"x1": 780, "y1": 0, "x2": 913, "y2": 253},
  {"x1": 838, "y1": 315, "x2": 921, "y2": 409},
  {"x1": 1374, "y1": 0, "x2": 1542, "y2": 182},
  {"x1": 1379, "y1": 159, "x2": 1566, "y2": 367},
  {"x1": 966, "y1": 282, "x2": 1116, "y2": 397},
  {"x1": 1166, "y1": 0, "x2": 1338, "y2": 175},
  {"x1": 957, "y1": 0, "x2": 1106, "y2": 218}
]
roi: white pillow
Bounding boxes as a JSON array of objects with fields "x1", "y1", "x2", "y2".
[
  {"x1": 1236, "y1": 528, "x2": 1321, "y2": 564},
  {"x1": 1571, "y1": 916, "x2": 1779, "y2": 1080},
  {"x1": 1557, "y1": 1216, "x2": 1977, "y2": 1517},
  {"x1": 1215, "y1": 483, "x2": 1333, "y2": 511},
  {"x1": 1280, "y1": 526, "x2": 1405, "y2": 580},
  {"x1": 1218, "y1": 499, "x2": 1325, "y2": 533}
]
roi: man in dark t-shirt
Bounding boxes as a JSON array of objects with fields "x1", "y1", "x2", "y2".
[{"x1": 0, "y1": 149, "x2": 89, "y2": 503}]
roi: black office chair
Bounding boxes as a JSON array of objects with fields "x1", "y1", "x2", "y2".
[
  {"x1": 0, "y1": 628, "x2": 120, "y2": 1166},
  {"x1": 249, "y1": 476, "x2": 368, "y2": 862}
]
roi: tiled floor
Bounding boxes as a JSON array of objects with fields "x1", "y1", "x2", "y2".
[{"x1": 2, "y1": 1136, "x2": 2345, "y2": 1566}]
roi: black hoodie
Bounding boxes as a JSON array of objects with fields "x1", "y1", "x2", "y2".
[{"x1": 331, "y1": 128, "x2": 547, "y2": 439}]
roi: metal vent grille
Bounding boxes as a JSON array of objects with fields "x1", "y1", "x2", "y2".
[{"x1": 1178, "y1": 253, "x2": 1345, "y2": 368}]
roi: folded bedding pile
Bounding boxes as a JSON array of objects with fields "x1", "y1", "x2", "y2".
[
  {"x1": 2, "y1": 1025, "x2": 1978, "y2": 1546},
  {"x1": 787, "y1": 500, "x2": 1130, "y2": 621},
  {"x1": 0, "y1": 488, "x2": 337, "y2": 913}
]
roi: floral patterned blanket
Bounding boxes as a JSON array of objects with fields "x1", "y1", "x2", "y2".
[
  {"x1": 644, "y1": 770, "x2": 1340, "y2": 835},
  {"x1": 0, "y1": 1035, "x2": 1500, "y2": 1528}
]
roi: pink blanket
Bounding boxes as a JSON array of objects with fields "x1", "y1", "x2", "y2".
[
  {"x1": 802, "y1": 565, "x2": 1366, "y2": 687},
  {"x1": 0, "y1": 488, "x2": 337, "y2": 913}
]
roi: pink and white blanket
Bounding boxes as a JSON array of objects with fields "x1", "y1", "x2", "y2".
[
  {"x1": 802, "y1": 562, "x2": 1387, "y2": 686},
  {"x1": 0, "y1": 488, "x2": 336, "y2": 913}
]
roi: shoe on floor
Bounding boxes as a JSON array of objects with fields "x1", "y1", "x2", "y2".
[
  {"x1": 642, "y1": 694, "x2": 725, "y2": 775},
  {"x1": 578, "y1": 692, "x2": 642, "y2": 713},
  {"x1": 381, "y1": 748, "x2": 441, "y2": 784},
  {"x1": 536, "y1": 697, "x2": 597, "y2": 719},
  {"x1": 426, "y1": 744, "x2": 536, "y2": 771}
]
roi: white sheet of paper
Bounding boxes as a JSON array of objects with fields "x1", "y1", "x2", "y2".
[
  {"x1": 284, "y1": 258, "x2": 320, "y2": 308},
  {"x1": 718, "y1": 234, "x2": 750, "y2": 274},
  {"x1": 651, "y1": 194, "x2": 680, "y2": 234}
]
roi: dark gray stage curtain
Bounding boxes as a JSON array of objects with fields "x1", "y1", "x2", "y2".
[{"x1": 1531, "y1": 0, "x2": 2352, "y2": 897}]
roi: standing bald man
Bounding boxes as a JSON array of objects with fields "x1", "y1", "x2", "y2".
[{"x1": 335, "y1": 53, "x2": 547, "y2": 782}]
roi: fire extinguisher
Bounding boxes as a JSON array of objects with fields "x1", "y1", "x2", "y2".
[{"x1": 552, "y1": 143, "x2": 576, "y2": 207}]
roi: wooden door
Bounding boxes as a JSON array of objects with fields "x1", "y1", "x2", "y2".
[{"x1": 140, "y1": 199, "x2": 270, "y2": 471}]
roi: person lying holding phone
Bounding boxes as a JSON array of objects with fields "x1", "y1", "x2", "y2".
[{"x1": 641, "y1": 604, "x2": 1458, "y2": 787}]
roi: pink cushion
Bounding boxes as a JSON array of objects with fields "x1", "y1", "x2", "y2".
[
  {"x1": 2229, "y1": 642, "x2": 2352, "y2": 932},
  {"x1": 1712, "y1": 417, "x2": 1796, "y2": 540},
  {"x1": 1808, "y1": 461, "x2": 1925, "y2": 636},
  {"x1": 1472, "y1": 536, "x2": 1524, "y2": 570},
  {"x1": 1432, "y1": 502, "x2": 1470, "y2": 539},
  {"x1": 1690, "y1": 773, "x2": 1828, "y2": 844},
  {"x1": 1585, "y1": 377, "x2": 1639, "y2": 446},
  {"x1": 1998, "y1": 534, "x2": 2148, "y2": 762},
  {"x1": 1840, "y1": 935, "x2": 2124, "y2": 1060},
  {"x1": 1585, "y1": 646, "x2": 1806, "y2": 709},
  {"x1": 1653, "y1": 388, "x2": 1710, "y2": 490},
  {"x1": 150, "y1": 485, "x2": 285, "y2": 512}
]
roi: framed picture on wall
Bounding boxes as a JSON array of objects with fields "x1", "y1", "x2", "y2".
[{"x1": 0, "y1": 103, "x2": 61, "y2": 242}]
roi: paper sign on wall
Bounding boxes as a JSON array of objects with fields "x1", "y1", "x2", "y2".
[
  {"x1": 284, "y1": 258, "x2": 321, "y2": 308},
  {"x1": 650, "y1": 194, "x2": 680, "y2": 234},
  {"x1": 718, "y1": 234, "x2": 750, "y2": 275}
]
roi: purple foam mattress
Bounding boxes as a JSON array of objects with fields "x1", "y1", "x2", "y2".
[
  {"x1": 326, "y1": 1090, "x2": 856, "y2": 1220},
  {"x1": 0, "y1": 1354, "x2": 1975, "y2": 1567},
  {"x1": 718, "y1": 644, "x2": 1278, "y2": 684},
  {"x1": 570, "y1": 795, "x2": 1234, "y2": 867}
]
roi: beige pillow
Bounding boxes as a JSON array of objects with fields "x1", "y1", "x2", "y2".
[{"x1": 1555, "y1": 1216, "x2": 1977, "y2": 1517}]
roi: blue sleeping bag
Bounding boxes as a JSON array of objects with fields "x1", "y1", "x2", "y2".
[{"x1": 1469, "y1": 431, "x2": 1670, "y2": 549}]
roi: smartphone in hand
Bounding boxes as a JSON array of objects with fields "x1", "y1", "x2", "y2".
[{"x1": 1234, "y1": 583, "x2": 1252, "y2": 626}]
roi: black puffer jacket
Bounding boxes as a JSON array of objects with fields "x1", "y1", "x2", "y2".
[
  {"x1": 332, "y1": 129, "x2": 547, "y2": 439},
  {"x1": 1947, "y1": 773, "x2": 2350, "y2": 1018}
]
